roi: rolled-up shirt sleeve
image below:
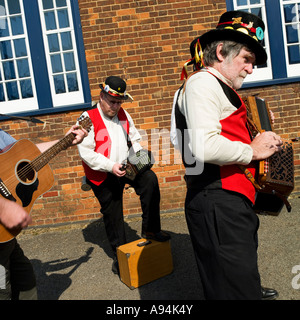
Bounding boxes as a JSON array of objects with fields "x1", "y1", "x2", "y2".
[{"x1": 0, "y1": 129, "x2": 16, "y2": 151}]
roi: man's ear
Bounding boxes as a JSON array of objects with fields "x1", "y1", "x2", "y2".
[
  {"x1": 99, "y1": 91, "x2": 104, "y2": 102},
  {"x1": 216, "y1": 43, "x2": 225, "y2": 62}
]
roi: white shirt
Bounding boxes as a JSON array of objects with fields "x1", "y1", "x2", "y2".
[
  {"x1": 0, "y1": 129, "x2": 16, "y2": 151},
  {"x1": 175, "y1": 67, "x2": 253, "y2": 166},
  {"x1": 77, "y1": 103, "x2": 142, "y2": 173},
  {"x1": 170, "y1": 88, "x2": 180, "y2": 149}
]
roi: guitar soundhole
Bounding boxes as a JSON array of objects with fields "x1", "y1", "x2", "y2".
[{"x1": 16, "y1": 160, "x2": 37, "y2": 184}]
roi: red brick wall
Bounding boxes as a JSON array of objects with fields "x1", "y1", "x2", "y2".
[{"x1": 2, "y1": 0, "x2": 299, "y2": 227}]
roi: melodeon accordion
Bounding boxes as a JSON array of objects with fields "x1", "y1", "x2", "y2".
[
  {"x1": 124, "y1": 149, "x2": 154, "y2": 181},
  {"x1": 243, "y1": 96, "x2": 294, "y2": 216}
]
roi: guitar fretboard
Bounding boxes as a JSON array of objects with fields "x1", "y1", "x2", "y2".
[{"x1": 31, "y1": 133, "x2": 75, "y2": 172}]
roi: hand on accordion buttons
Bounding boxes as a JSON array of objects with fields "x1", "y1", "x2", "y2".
[
  {"x1": 112, "y1": 163, "x2": 127, "y2": 177},
  {"x1": 250, "y1": 131, "x2": 283, "y2": 161}
]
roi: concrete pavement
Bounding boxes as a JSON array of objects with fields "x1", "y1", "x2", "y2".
[{"x1": 18, "y1": 198, "x2": 300, "y2": 301}]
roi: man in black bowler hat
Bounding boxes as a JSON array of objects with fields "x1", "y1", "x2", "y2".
[
  {"x1": 174, "y1": 11, "x2": 282, "y2": 299},
  {"x1": 78, "y1": 76, "x2": 170, "y2": 274}
]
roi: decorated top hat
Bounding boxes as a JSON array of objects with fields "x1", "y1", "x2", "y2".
[
  {"x1": 190, "y1": 10, "x2": 267, "y2": 66},
  {"x1": 99, "y1": 76, "x2": 133, "y2": 101}
]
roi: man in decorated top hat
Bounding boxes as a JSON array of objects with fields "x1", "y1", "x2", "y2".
[
  {"x1": 77, "y1": 75, "x2": 170, "y2": 275},
  {"x1": 173, "y1": 11, "x2": 282, "y2": 299}
]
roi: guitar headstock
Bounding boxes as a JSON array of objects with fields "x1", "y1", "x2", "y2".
[{"x1": 77, "y1": 115, "x2": 92, "y2": 133}]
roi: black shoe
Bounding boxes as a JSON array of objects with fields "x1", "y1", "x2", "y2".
[
  {"x1": 261, "y1": 286, "x2": 278, "y2": 300},
  {"x1": 112, "y1": 257, "x2": 119, "y2": 275},
  {"x1": 141, "y1": 230, "x2": 171, "y2": 242}
]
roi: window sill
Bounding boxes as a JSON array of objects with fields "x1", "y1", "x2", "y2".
[
  {"x1": 0, "y1": 102, "x2": 92, "y2": 122},
  {"x1": 242, "y1": 76, "x2": 300, "y2": 89}
]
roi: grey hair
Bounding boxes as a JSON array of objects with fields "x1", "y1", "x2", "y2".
[{"x1": 203, "y1": 40, "x2": 250, "y2": 66}]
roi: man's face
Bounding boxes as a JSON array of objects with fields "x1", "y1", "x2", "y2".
[
  {"x1": 220, "y1": 47, "x2": 256, "y2": 90},
  {"x1": 100, "y1": 92, "x2": 123, "y2": 118}
]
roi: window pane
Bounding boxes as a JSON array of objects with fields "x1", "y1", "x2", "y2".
[
  {"x1": 8, "y1": 0, "x2": 21, "y2": 15},
  {"x1": 43, "y1": 0, "x2": 54, "y2": 10},
  {"x1": 47, "y1": 33, "x2": 60, "y2": 52},
  {"x1": 3, "y1": 61, "x2": 16, "y2": 80},
  {"x1": 0, "y1": 18, "x2": 9, "y2": 37},
  {"x1": 0, "y1": 1, "x2": 6, "y2": 16},
  {"x1": 0, "y1": 40, "x2": 13, "y2": 59},
  {"x1": 54, "y1": 74, "x2": 65, "y2": 93},
  {"x1": 44, "y1": 11, "x2": 56, "y2": 30},
  {"x1": 6, "y1": 81, "x2": 19, "y2": 100},
  {"x1": 61, "y1": 31, "x2": 72, "y2": 50},
  {"x1": 14, "y1": 38, "x2": 27, "y2": 57},
  {"x1": 57, "y1": 9, "x2": 69, "y2": 28},
  {"x1": 237, "y1": 0, "x2": 247, "y2": 5},
  {"x1": 56, "y1": 0, "x2": 67, "y2": 7},
  {"x1": 251, "y1": 7, "x2": 262, "y2": 19},
  {"x1": 286, "y1": 25, "x2": 299, "y2": 43},
  {"x1": 17, "y1": 58, "x2": 30, "y2": 78},
  {"x1": 288, "y1": 45, "x2": 300, "y2": 64},
  {"x1": 51, "y1": 54, "x2": 62, "y2": 73},
  {"x1": 250, "y1": 0, "x2": 261, "y2": 4},
  {"x1": 10, "y1": 15, "x2": 24, "y2": 36},
  {"x1": 284, "y1": 4, "x2": 295, "y2": 23},
  {"x1": 20, "y1": 79, "x2": 33, "y2": 98},
  {"x1": 64, "y1": 52, "x2": 75, "y2": 71},
  {"x1": 67, "y1": 72, "x2": 78, "y2": 92},
  {"x1": 0, "y1": 83, "x2": 4, "y2": 101}
]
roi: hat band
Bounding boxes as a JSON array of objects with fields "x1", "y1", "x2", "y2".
[
  {"x1": 217, "y1": 21, "x2": 256, "y2": 34},
  {"x1": 102, "y1": 83, "x2": 134, "y2": 101},
  {"x1": 103, "y1": 84, "x2": 125, "y2": 97},
  {"x1": 217, "y1": 21, "x2": 264, "y2": 41}
]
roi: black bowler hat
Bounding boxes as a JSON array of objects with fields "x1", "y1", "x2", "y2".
[
  {"x1": 99, "y1": 76, "x2": 133, "y2": 101},
  {"x1": 190, "y1": 10, "x2": 267, "y2": 66}
]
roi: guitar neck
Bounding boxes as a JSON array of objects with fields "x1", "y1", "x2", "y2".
[{"x1": 31, "y1": 132, "x2": 75, "y2": 172}]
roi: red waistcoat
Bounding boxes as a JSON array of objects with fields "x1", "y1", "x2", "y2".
[
  {"x1": 82, "y1": 107, "x2": 129, "y2": 186},
  {"x1": 219, "y1": 98, "x2": 256, "y2": 203}
]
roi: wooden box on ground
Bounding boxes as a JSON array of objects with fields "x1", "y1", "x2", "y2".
[{"x1": 117, "y1": 238, "x2": 173, "y2": 289}]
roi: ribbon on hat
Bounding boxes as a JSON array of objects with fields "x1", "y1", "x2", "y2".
[
  {"x1": 180, "y1": 59, "x2": 192, "y2": 80},
  {"x1": 194, "y1": 39, "x2": 204, "y2": 67},
  {"x1": 180, "y1": 39, "x2": 205, "y2": 80}
]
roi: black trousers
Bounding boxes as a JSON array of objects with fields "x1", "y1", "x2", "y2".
[
  {"x1": 89, "y1": 169, "x2": 161, "y2": 254},
  {"x1": 185, "y1": 188, "x2": 261, "y2": 300},
  {"x1": 0, "y1": 239, "x2": 37, "y2": 300}
]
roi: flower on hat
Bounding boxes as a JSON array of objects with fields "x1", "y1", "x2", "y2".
[{"x1": 104, "y1": 84, "x2": 110, "y2": 93}]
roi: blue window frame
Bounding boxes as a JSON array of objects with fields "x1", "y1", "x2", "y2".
[
  {"x1": 0, "y1": 0, "x2": 90, "y2": 118},
  {"x1": 226, "y1": 0, "x2": 300, "y2": 88}
]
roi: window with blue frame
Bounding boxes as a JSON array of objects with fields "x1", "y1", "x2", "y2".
[
  {"x1": 226, "y1": 0, "x2": 300, "y2": 87},
  {"x1": 0, "y1": 0, "x2": 90, "y2": 116}
]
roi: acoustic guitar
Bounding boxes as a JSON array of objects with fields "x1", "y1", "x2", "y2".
[{"x1": 0, "y1": 116, "x2": 92, "y2": 243}]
